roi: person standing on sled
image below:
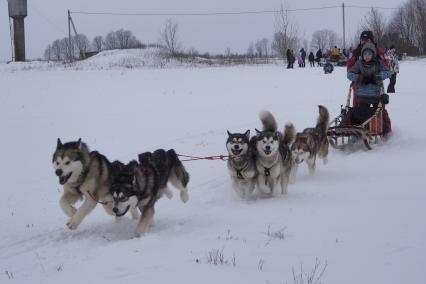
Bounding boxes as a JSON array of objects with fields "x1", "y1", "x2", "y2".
[
  {"x1": 346, "y1": 30, "x2": 392, "y2": 135},
  {"x1": 347, "y1": 43, "x2": 391, "y2": 133}
]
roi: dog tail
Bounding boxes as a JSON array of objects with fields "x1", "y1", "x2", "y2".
[
  {"x1": 282, "y1": 122, "x2": 296, "y2": 145},
  {"x1": 316, "y1": 105, "x2": 330, "y2": 136},
  {"x1": 167, "y1": 149, "x2": 190, "y2": 187},
  {"x1": 259, "y1": 110, "x2": 277, "y2": 132}
]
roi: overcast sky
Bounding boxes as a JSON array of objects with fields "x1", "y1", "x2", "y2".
[{"x1": 1, "y1": 0, "x2": 406, "y2": 62}]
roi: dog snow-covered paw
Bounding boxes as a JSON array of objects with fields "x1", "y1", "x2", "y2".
[
  {"x1": 66, "y1": 217, "x2": 81, "y2": 230},
  {"x1": 164, "y1": 188, "x2": 173, "y2": 199},
  {"x1": 180, "y1": 190, "x2": 189, "y2": 203}
]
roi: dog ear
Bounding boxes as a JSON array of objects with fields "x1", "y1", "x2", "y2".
[
  {"x1": 244, "y1": 130, "x2": 250, "y2": 139},
  {"x1": 57, "y1": 138, "x2": 62, "y2": 149},
  {"x1": 227, "y1": 130, "x2": 232, "y2": 137},
  {"x1": 132, "y1": 175, "x2": 137, "y2": 187},
  {"x1": 255, "y1": 128, "x2": 262, "y2": 136},
  {"x1": 77, "y1": 138, "x2": 82, "y2": 150}
]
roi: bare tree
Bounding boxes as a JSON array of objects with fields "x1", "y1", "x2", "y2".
[
  {"x1": 43, "y1": 44, "x2": 52, "y2": 61},
  {"x1": 115, "y1": 29, "x2": 140, "y2": 49},
  {"x1": 271, "y1": 2, "x2": 299, "y2": 58},
  {"x1": 73, "y1": 34, "x2": 90, "y2": 59},
  {"x1": 51, "y1": 40, "x2": 62, "y2": 61},
  {"x1": 104, "y1": 31, "x2": 119, "y2": 50},
  {"x1": 311, "y1": 29, "x2": 340, "y2": 51},
  {"x1": 412, "y1": 0, "x2": 426, "y2": 53},
  {"x1": 160, "y1": 19, "x2": 181, "y2": 56},
  {"x1": 247, "y1": 42, "x2": 255, "y2": 56},
  {"x1": 92, "y1": 35, "x2": 103, "y2": 52},
  {"x1": 361, "y1": 8, "x2": 387, "y2": 47},
  {"x1": 255, "y1": 38, "x2": 269, "y2": 58}
]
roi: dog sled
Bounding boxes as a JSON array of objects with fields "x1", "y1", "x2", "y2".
[{"x1": 327, "y1": 86, "x2": 389, "y2": 150}]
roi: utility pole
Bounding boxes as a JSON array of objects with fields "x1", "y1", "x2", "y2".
[
  {"x1": 342, "y1": 3, "x2": 346, "y2": 49},
  {"x1": 68, "y1": 10, "x2": 73, "y2": 62}
]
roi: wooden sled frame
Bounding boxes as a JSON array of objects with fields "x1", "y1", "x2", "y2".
[{"x1": 327, "y1": 87, "x2": 386, "y2": 150}]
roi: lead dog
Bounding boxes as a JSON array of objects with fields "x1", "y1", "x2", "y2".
[
  {"x1": 110, "y1": 149, "x2": 189, "y2": 237},
  {"x1": 226, "y1": 130, "x2": 257, "y2": 198},
  {"x1": 52, "y1": 138, "x2": 115, "y2": 230}
]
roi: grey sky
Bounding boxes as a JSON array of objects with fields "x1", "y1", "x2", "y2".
[{"x1": 1, "y1": 0, "x2": 406, "y2": 61}]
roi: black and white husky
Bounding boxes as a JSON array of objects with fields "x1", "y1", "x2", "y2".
[
  {"x1": 52, "y1": 138, "x2": 116, "y2": 230},
  {"x1": 110, "y1": 149, "x2": 189, "y2": 237},
  {"x1": 254, "y1": 111, "x2": 295, "y2": 195},
  {"x1": 226, "y1": 130, "x2": 257, "y2": 198}
]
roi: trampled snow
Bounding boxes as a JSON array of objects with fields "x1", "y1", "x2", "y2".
[{"x1": 0, "y1": 51, "x2": 425, "y2": 284}]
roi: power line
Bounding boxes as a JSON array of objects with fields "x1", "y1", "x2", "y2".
[
  {"x1": 69, "y1": 4, "x2": 399, "y2": 17},
  {"x1": 346, "y1": 5, "x2": 399, "y2": 10},
  {"x1": 69, "y1": 6, "x2": 342, "y2": 17}
]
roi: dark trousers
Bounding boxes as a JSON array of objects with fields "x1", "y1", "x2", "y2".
[
  {"x1": 309, "y1": 61, "x2": 315, "y2": 67},
  {"x1": 387, "y1": 73, "x2": 397, "y2": 93}
]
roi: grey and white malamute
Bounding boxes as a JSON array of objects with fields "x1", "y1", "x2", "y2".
[
  {"x1": 291, "y1": 105, "x2": 330, "y2": 176},
  {"x1": 226, "y1": 130, "x2": 257, "y2": 198},
  {"x1": 52, "y1": 138, "x2": 115, "y2": 230},
  {"x1": 110, "y1": 149, "x2": 189, "y2": 237},
  {"x1": 254, "y1": 111, "x2": 295, "y2": 195}
]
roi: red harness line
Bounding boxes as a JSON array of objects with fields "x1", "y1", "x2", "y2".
[
  {"x1": 86, "y1": 190, "x2": 110, "y2": 205},
  {"x1": 177, "y1": 154, "x2": 230, "y2": 162}
]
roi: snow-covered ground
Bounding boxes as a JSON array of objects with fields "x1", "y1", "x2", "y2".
[{"x1": 1, "y1": 52, "x2": 425, "y2": 284}]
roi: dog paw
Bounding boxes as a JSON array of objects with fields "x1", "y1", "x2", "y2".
[
  {"x1": 164, "y1": 188, "x2": 173, "y2": 199},
  {"x1": 134, "y1": 230, "x2": 144, "y2": 238},
  {"x1": 66, "y1": 217, "x2": 81, "y2": 230},
  {"x1": 323, "y1": 157, "x2": 328, "y2": 165},
  {"x1": 180, "y1": 191, "x2": 189, "y2": 203}
]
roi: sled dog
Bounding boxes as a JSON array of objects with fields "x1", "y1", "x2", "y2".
[
  {"x1": 52, "y1": 138, "x2": 115, "y2": 230},
  {"x1": 110, "y1": 149, "x2": 189, "y2": 237},
  {"x1": 291, "y1": 105, "x2": 330, "y2": 176},
  {"x1": 254, "y1": 111, "x2": 295, "y2": 195},
  {"x1": 226, "y1": 130, "x2": 257, "y2": 198}
]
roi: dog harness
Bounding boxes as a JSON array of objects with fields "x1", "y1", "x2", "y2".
[{"x1": 235, "y1": 162, "x2": 250, "y2": 180}]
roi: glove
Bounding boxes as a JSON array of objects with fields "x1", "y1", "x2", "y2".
[{"x1": 362, "y1": 75, "x2": 378, "y2": 85}]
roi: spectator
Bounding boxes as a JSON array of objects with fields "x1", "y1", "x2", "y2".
[
  {"x1": 300, "y1": 48, "x2": 306, "y2": 67},
  {"x1": 308, "y1": 51, "x2": 315, "y2": 67},
  {"x1": 315, "y1": 49, "x2": 323, "y2": 67},
  {"x1": 385, "y1": 45, "x2": 399, "y2": 93}
]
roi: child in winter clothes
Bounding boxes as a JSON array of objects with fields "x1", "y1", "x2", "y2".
[
  {"x1": 385, "y1": 45, "x2": 399, "y2": 93},
  {"x1": 347, "y1": 42, "x2": 390, "y2": 105},
  {"x1": 308, "y1": 52, "x2": 315, "y2": 67},
  {"x1": 347, "y1": 42, "x2": 392, "y2": 134}
]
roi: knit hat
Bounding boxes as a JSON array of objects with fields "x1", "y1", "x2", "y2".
[
  {"x1": 360, "y1": 30, "x2": 374, "y2": 42},
  {"x1": 361, "y1": 42, "x2": 376, "y2": 58}
]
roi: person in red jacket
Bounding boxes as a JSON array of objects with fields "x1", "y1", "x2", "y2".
[
  {"x1": 347, "y1": 31, "x2": 388, "y2": 70},
  {"x1": 347, "y1": 30, "x2": 391, "y2": 135}
]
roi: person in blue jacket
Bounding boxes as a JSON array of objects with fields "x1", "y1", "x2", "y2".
[
  {"x1": 347, "y1": 42, "x2": 392, "y2": 134},
  {"x1": 323, "y1": 61, "x2": 334, "y2": 74},
  {"x1": 347, "y1": 42, "x2": 390, "y2": 106}
]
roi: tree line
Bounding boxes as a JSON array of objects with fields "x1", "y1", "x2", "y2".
[{"x1": 44, "y1": 0, "x2": 426, "y2": 62}]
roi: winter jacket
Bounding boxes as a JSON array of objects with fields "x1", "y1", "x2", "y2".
[
  {"x1": 347, "y1": 43, "x2": 390, "y2": 99},
  {"x1": 385, "y1": 50, "x2": 399, "y2": 74},
  {"x1": 300, "y1": 49, "x2": 306, "y2": 59},
  {"x1": 316, "y1": 50, "x2": 322, "y2": 61},
  {"x1": 308, "y1": 52, "x2": 315, "y2": 62}
]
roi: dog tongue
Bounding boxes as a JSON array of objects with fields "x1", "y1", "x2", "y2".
[{"x1": 59, "y1": 176, "x2": 67, "y2": 185}]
